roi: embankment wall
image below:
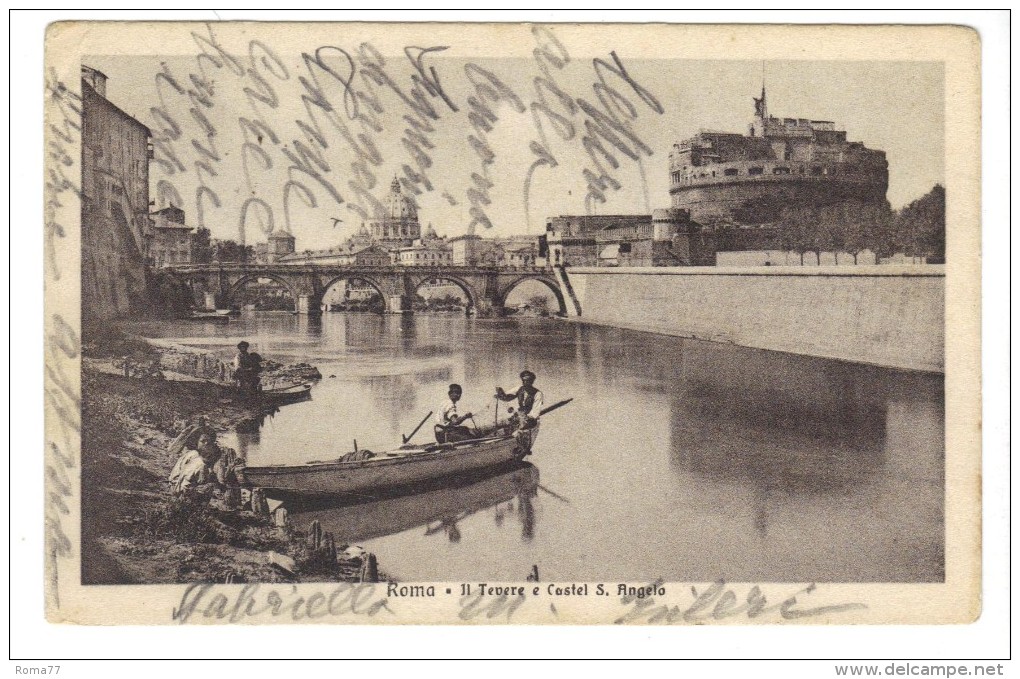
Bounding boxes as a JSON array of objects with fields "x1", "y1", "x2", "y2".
[{"x1": 562, "y1": 265, "x2": 944, "y2": 373}]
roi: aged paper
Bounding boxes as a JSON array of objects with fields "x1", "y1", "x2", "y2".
[{"x1": 42, "y1": 21, "x2": 981, "y2": 628}]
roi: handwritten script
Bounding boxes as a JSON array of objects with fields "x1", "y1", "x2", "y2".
[
  {"x1": 43, "y1": 71, "x2": 83, "y2": 610},
  {"x1": 612, "y1": 579, "x2": 867, "y2": 624},
  {"x1": 148, "y1": 25, "x2": 666, "y2": 244},
  {"x1": 171, "y1": 579, "x2": 864, "y2": 624}
]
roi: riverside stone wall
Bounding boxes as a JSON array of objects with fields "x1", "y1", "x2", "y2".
[{"x1": 562, "y1": 265, "x2": 944, "y2": 373}]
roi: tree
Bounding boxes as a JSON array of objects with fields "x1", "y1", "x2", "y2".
[
  {"x1": 192, "y1": 227, "x2": 213, "y2": 264},
  {"x1": 895, "y1": 185, "x2": 945, "y2": 263},
  {"x1": 527, "y1": 294, "x2": 551, "y2": 314},
  {"x1": 213, "y1": 239, "x2": 256, "y2": 263},
  {"x1": 778, "y1": 204, "x2": 818, "y2": 265},
  {"x1": 817, "y1": 200, "x2": 894, "y2": 264}
]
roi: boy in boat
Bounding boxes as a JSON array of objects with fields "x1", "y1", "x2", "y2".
[
  {"x1": 232, "y1": 341, "x2": 262, "y2": 399},
  {"x1": 436, "y1": 383, "x2": 475, "y2": 443},
  {"x1": 495, "y1": 370, "x2": 544, "y2": 431}
]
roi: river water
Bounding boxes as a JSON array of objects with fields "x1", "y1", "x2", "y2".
[{"x1": 128, "y1": 312, "x2": 944, "y2": 583}]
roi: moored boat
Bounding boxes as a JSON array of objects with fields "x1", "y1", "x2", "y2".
[
  {"x1": 259, "y1": 382, "x2": 313, "y2": 405},
  {"x1": 183, "y1": 311, "x2": 231, "y2": 323},
  {"x1": 243, "y1": 423, "x2": 539, "y2": 497}
]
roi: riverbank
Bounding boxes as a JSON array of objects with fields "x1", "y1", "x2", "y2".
[{"x1": 80, "y1": 331, "x2": 379, "y2": 585}]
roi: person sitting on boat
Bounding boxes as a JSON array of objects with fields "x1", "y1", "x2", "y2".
[
  {"x1": 436, "y1": 383, "x2": 475, "y2": 443},
  {"x1": 232, "y1": 341, "x2": 262, "y2": 398},
  {"x1": 495, "y1": 370, "x2": 544, "y2": 431}
]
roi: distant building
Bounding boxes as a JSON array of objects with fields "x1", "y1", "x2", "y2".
[
  {"x1": 448, "y1": 234, "x2": 483, "y2": 266},
  {"x1": 502, "y1": 242, "x2": 537, "y2": 268},
  {"x1": 448, "y1": 234, "x2": 541, "y2": 267},
  {"x1": 81, "y1": 65, "x2": 152, "y2": 320},
  {"x1": 368, "y1": 177, "x2": 421, "y2": 247},
  {"x1": 394, "y1": 240, "x2": 453, "y2": 266},
  {"x1": 545, "y1": 210, "x2": 713, "y2": 267},
  {"x1": 279, "y1": 243, "x2": 390, "y2": 266},
  {"x1": 149, "y1": 205, "x2": 193, "y2": 267},
  {"x1": 265, "y1": 229, "x2": 296, "y2": 263},
  {"x1": 668, "y1": 87, "x2": 888, "y2": 224}
]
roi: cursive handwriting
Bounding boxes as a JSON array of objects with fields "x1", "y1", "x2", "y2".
[
  {"x1": 44, "y1": 71, "x2": 82, "y2": 281},
  {"x1": 143, "y1": 25, "x2": 667, "y2": 248},
  {"x1": 614, "y1": 579, "x2": 867, "y2": 624},
  {"x1": 172, "y1": 582, "x2": 393, "y2": 623},
  {"x1": 43, "y1": 71, "x2": 83, "y2": 610},
  {"x1": 44, "y1": 314, "x2": 81, "y2": 610}
]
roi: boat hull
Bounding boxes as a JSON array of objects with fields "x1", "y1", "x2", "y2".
[
  {"x1": 244, "y1": 427, "x2": 538, "y2": 497},
  {"x1": 287, "y1": 463, "x2": 539, "y2": 542},
  {"x1": 260, "y1": 383, "x2": 312, "y2": 405}
]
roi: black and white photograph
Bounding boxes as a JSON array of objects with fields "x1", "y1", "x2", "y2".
[{"x1": 36, "y1": 19, "x2": 986, "y2": 635}]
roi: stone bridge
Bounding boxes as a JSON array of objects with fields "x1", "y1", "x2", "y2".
[{"x1": 164, "y1": 263, "x2": 567, "y2": 316}]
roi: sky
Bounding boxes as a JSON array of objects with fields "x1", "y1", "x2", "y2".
[{"x1": 87, "y1": 35, "x2": 944, "y2": 252}]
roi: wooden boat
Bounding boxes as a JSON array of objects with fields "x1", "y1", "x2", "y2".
[
  {"x1": 183, "y1": 311, "x2": 231, "y2": 323},
  {"x1": 285, "y1": 463, "x2": 539, "y2": 543},
  {"x1": 259, "y1": 382, "x2": 313, "y2": 405},
  {"x1": 243, "y1": 423, "x2": 539, "y2": 496}
]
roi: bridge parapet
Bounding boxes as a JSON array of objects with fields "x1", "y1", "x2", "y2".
[{"x1": 163, "y1": 263, "x2": 562, "y2": 316}]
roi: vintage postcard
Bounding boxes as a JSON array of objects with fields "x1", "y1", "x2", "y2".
[{"x1": 43, "y1": 21, "x2": 981, "y2": 626}]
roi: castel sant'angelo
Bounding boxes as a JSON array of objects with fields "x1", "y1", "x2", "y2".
[{"x1": 668, "y1": 87, "x2": 889, "y2": 224}]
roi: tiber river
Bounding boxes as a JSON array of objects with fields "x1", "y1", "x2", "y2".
[{"x1": 129, "y1": 312, "x2": 944, "y2": 584}]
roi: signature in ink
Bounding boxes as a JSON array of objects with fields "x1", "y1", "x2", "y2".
[
  {"x1": 614, "y1": 579, "x2": 867, "y2": 624},
  {"x1": 172, "y1": 582, "x2": 393, "y2": 623}
]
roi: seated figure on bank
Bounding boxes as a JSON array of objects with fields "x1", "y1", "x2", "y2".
[{"x1": 168, "y1": 425, "x2": 243, "y2": 504}]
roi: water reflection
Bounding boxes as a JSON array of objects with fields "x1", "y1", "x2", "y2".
[
  {"x1": 286, "y1": 463, "x2": 539, "y2": 545},
  {"x1": 130, "y1": 313, "x2": 944, "y2": 583}
]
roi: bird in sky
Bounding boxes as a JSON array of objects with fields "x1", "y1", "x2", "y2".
[{"x1": 331, "y1": 217, "x2": 344, "y2": 228}]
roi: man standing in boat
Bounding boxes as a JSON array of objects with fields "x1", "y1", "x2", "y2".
[
  {"x1": 436, "y1": 383, "x2": 475, "y2": 443},
  {"x1": 495, "y1": 370, "x2": 544, "y2": 431},
  {"x1": 232, "y1": 341, "x2": 262, "y2": 400}
]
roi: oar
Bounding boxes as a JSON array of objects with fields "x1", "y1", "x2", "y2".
[
  {"x1": 538, "y1": 398, "x2": 573, "y2": 417},
  {"x1": 402, "y1": 410, "x2": 434, "y2": 444},
  {"x1": 538, "y1": 484, "x2": 571, "y2": 504}
]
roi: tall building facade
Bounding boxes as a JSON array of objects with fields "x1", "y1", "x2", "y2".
[
  {"x1": 81, "y1": 65, "x2": 152, "y2": 320},
  {"x1": 149, "y1": 205, "x2": 193, "y2": 267},
  {"x1": 668, "y1": 88, "x2": 888, "y2": 223}
]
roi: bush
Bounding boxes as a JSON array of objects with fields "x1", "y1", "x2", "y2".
[{"x1": 133, "y1": 496, "x2": 228, "y2": 544}]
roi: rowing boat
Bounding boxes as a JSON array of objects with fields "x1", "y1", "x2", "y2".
[
  {"x1": 259, "y1": 382, "x2": 313, "y2": 405},
  {"x1": 284, "y1": 463, "x2": 539, "y2": 542},
  {"x1": 243, "y1": 423, "x2": 539, "y2": 496}
]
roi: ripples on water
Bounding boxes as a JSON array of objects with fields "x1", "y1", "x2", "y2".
[{"x1": 130, "y1": 312, "x2": 944, "y2": 583}]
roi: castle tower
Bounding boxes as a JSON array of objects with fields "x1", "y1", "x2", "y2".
[{"x1": 668, "y1": 88, "x2": 888, "y2": 224}]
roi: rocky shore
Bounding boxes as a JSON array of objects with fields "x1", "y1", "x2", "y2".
[{"x1": 80, "y1": 331, "x2": 380, "y2": 585}]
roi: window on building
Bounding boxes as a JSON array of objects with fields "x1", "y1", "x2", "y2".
[
  {"x1": 811, "y1": 166, "x2": 823, "y2": 176},
  {"x1": 748, "y1": 167, "x2": 764, "y2": 176},
  {"x1": 619, "y1": 243, "x2": 632, "y2": 254},
  {"x1": 773, "y1": 167, "x2": 791, "y2": 175},
  {"x1": 724, "y1": 168, "x2": 739, "y2": 177}
]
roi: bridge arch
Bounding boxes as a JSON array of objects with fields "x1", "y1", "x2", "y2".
[
  {"x1": 497, "y1": 275, "x2": 567, "y2": 316},
  {"x1": 320, "y1": 274, "x2": 390, "y2": 313},
  {"x1": 226, "y1": 273, "x2": 299, "y2": 312},
  {"x1": 410, "y1": 274, "x2": 479, "y2": 313}
]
